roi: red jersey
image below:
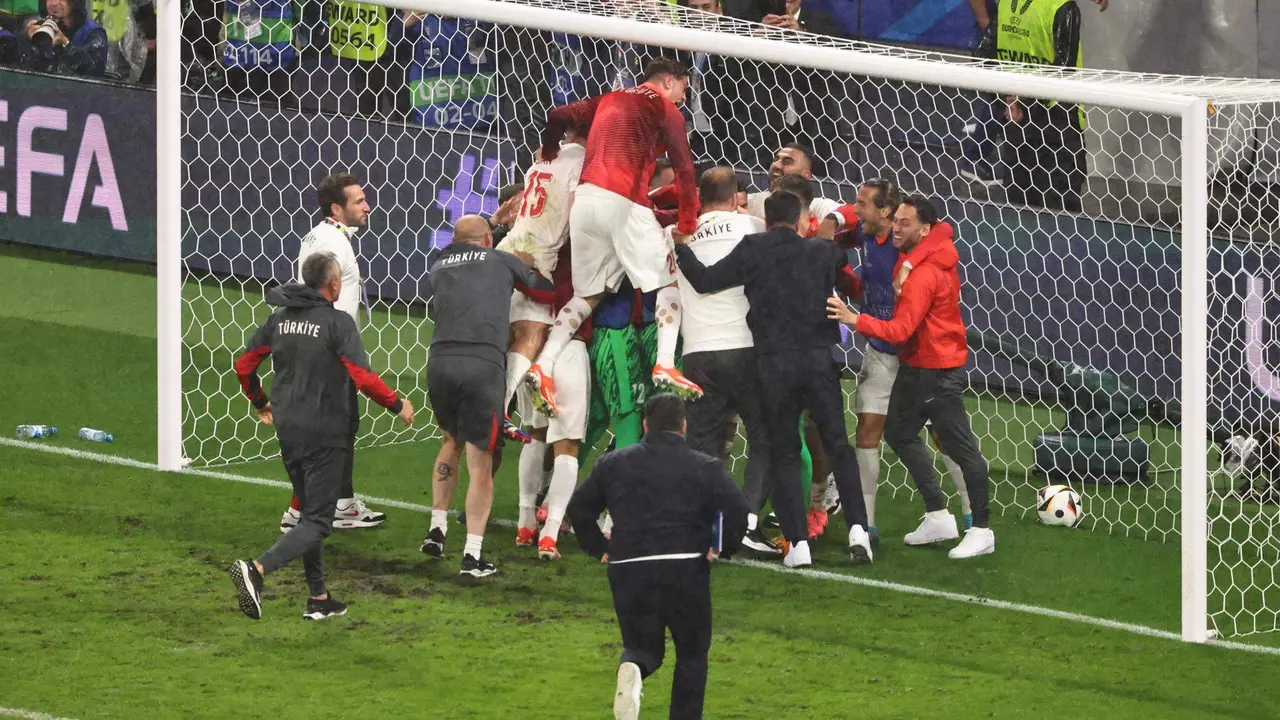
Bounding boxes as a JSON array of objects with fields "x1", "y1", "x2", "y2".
[{"x1": 541, "y1": 85, "x2": 698, "y2": 235}]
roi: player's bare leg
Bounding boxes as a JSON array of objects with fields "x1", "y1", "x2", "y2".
[
  {"x1": 651, "y1": 281, "x2": 702, "y2": 399},
  {"x1": 422, "y1": 432, "x2": 461, "y2": 558},
  {"x1": 526, "y1": 293, "x2": 603, "y2": 416},
  {"x1": 460, "y1": 442, "x2": 498, "y2": 577}
]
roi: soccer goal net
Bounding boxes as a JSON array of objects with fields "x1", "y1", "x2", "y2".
[{"x1": 160, "y1": 0, "x2": 1280, "y2": 641}]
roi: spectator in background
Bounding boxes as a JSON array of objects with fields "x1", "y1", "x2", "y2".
[
  {"x1": 993, "y1": 0, "x2": 1106, "y2": 212},
  {"x1": 959, "y1": 0, "x2": 1003, "y2": 187},
  {"x1": 651, "y1": 157, "x2": 675, "y2": 190},
  {"x1": 1, "y1": 0, "x2": 38, "y2": 65},
  {"x1": 671, "y1": 0, "x2": 757, "y2": 168},
  {"x1": 21, "y1": 0, "x2": 106, "y2": 76},
  {"x1": 220, "y1": 0, "x2": 296, "y2": 106},
  {"x1": 328, "y1": 1, "x2": 418, "y2": 119}
]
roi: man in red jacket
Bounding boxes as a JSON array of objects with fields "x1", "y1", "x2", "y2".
[{"x1": 827, "y1": 195, "x2": 994, "y2": 560}]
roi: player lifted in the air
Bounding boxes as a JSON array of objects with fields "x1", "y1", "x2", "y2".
[
  {"x1": 524, "y1": 58, "x2": 702, "y2": 417},
  {"x1": 496, "y1": 127, "x2": 587, "y2": 432}
]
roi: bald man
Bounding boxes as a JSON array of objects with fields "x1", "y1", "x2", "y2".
[{"x1": 422, "y1": 214, "x2": 556, "y2": 578}]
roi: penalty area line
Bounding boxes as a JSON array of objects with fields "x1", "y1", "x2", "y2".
[{"x1": 4, "y1": 437, "x2": 1280, "y2": 658}]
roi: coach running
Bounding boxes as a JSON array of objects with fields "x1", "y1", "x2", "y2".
[
  {"x1": 229, "y1": 252, "x2": 415, "y2": 621},
  {"x1": 421, "y1": 215, "x2": 556, "y2": 578},
  {"x1": 567, "y1": 394, "x2": 749, "y2": 720},
  {"x1": 675, "y1": 191, "x2": 873, "y2": 568}
]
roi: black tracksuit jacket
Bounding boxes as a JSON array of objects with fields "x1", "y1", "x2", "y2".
[
  {"x1": 234, "y1": 284, "x2": 402, "y2": 447},
  {"x1": 567, "y1": 432, "x2": 750, "y2": 562}
]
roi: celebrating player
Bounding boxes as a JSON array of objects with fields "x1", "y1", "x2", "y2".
[
  {"x1": 279, "y1": 172, "x2": 385, "y2": 535},
  {"x1": 515, "y1": 245, "x2": 593, "y2": 561},
  {"x1": 828, "y1": 196, "x2": 995, "y2": 559},
  {"x1": 524, "y1": 58, "x2": 703, "y2": 417},
  {"x1": 745, "y1": 143, "x2": 842, "y2": 223},
  {"x1": 497, "y1": 127, "x2": 587, "y2": 437}
]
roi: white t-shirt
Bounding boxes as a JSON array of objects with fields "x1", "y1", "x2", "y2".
[
  {"x1": 746, "y1": 190, "x2": 842, "y2": 227},
  {"x1": 298, "y1": 219, "x2": 362, "y2": 323},
  {"x1": 673, "y1": 210, "x2": 766, "y2": 355},
  {"x1": 497, "y1": 142, "x2": 586, "y2": 278}
]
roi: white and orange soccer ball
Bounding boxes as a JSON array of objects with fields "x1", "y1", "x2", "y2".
[{"x1": 1036, "y1": 485, "x2": 1083, "y2": 528}]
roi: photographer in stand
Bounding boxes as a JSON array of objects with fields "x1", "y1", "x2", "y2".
[{"x1": 20, "y1": 0, "x2": 106, "y2": 76}]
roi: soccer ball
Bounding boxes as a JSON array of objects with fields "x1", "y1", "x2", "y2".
[{"x1": 1036, "y1": 485, "x2": 1083, "y2": 528}]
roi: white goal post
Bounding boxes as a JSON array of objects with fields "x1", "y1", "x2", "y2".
[{"x1": 156, "y1": 0, "x2": 1280, "y2": 644}]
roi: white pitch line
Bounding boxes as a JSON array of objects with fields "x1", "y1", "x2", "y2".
[
  {"x1": 5, "y1": 437, "x2": 1280, "y2": 658},
  {"x1": 0, "y1": 708, "x2": 79, "y2": 720}
]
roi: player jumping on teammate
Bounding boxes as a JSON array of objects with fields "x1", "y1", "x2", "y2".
[{"x1": 524, "y1": 58, "x2": 703, "y2": 417}]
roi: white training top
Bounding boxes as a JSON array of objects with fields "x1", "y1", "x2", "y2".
[
  {"x1": 745, "y1": 190, "x2": 842, "y2": 226},
  {"x1": 298, "y1": 219, "x2": 361, "y2": 323},
  {"x1": 673, "y1": 210, "x2": 766, "y2": 355},
  {"x1": 497, "y1": 142, "x2": 586, "y2": 278}
]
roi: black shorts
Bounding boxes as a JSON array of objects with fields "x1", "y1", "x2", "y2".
[{"x1": 427, "y1": 355, "x2": 504, "y2": 451}]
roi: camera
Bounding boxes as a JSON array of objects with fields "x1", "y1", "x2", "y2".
[{"x1": 30, "y1": 17, "x2": 60, "y2": 51}]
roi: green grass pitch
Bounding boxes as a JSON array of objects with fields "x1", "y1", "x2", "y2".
[{"x1": 3, "y1": 246, "x2": 1280, "y2": 719}]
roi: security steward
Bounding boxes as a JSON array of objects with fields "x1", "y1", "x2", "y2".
[{"x1": 567, "y1": 394, "x2": 749, "y2": 720}]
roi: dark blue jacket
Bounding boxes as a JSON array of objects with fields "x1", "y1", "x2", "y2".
[{"x1": 22, "y1": 0, "x2": 106, "y2": 76}]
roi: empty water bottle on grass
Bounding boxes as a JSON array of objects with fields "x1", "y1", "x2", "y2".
[
  {"x1": 16, "y1": 425, "x2": 57, "y2": 439},
  {"x1": 78, "y1": 428, "x2": 113, "y2": 443}
]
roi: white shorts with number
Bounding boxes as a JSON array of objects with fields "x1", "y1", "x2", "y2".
[
  {"x1": 509, "y1": 288, "x2": 555, "y2": 325},
  {"x1": 570, "y1": 183, "x2": 676, "y2": 296},
  {"x1": 856, "y1": 347, "x2": 900, "y2": 416},
  {"x1": 517, "y1": 339, "x2": 590, "y2": 444}
]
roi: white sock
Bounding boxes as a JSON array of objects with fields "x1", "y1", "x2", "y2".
[
  {"x1": 505, "y1": 352, "x2": 533, "y2": 415},
  {"x1": 654, "y1": 287, "x2": 682, "y2": 368},
  {"x1": 541, "y1": 455, "x2": 579, "y2": 540},
  {"x1": 464, "y1": 534, "x2": 483, "y2": 559},
  {"x1": 430, "y1": 509, "x2": 448, "y2": 534},
  {"x1": 942, "y1": 451, "x2": 971, "y2": 515},
  {"x1": 535, "y1": 297, "x2": 591, "y2": 369},
  {"x1": 747, "y1": 512, "x2": 758, "y2": 532},
  {"x1": 856, "y1": 447, "x2": 880, "y2": 527},
  {"x1": 518, "y1": 440, "x2": 546, "y2": 528},
  {"x1": 809, "y1": 472, "x2": 829, "y2": 509}
]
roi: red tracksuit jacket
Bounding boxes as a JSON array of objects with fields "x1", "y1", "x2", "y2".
[{"x1": 854, "y1": 232, "x2": 968, "y2": 370}]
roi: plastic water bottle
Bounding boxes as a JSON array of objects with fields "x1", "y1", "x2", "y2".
[
  {"x1": 16, "y1": 425, "x2": 57, "y2": 439},
  {"x1": 78, "y1": 428, "x2": 113, "y2": 443}
]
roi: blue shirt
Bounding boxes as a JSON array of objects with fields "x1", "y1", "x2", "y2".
[{"x1": 852, "y1": 221, "x2": 898, "y2": 356}]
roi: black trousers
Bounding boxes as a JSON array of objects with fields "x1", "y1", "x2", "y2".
[
  {"x1": 883, "y1": 365, "x2": 991, "y2": 527},
  {"x1": 757, "y1": 348, "x2": 867, "y2": 543},
  {"x1": 608, "y1": 560, "x2": 712, "y2": 720},
  {"x1": 258, "y1": 437, "x2": 349, "y2": 596},
  {"x1": 1005, "y1": 102, "x2": 1086, "y2": 213},
  {"x1": 683, "y1": 348, "x2": 771, "y2": 513}
]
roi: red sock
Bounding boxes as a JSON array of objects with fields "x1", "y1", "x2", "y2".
[{"x1": 290, "y1": 495, "x2": 301, "y2": 511}]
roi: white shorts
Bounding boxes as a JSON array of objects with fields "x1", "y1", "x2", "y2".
[
  {"x1": 856, "y1": 347, "x2": 899, "y2": 416},
  {"x1": 509, "y1": 288, "x2": 554, "y2": 325},
  {"x1": 516, "y1": 340, "x2": 590, "y2": 444},
  {"x1": 569, "y1": 184, "x2": 675, "y2": 296}
]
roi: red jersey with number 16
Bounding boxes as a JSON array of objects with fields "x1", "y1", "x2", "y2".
[{"x1": 540, "y1": 85, "x2": 698, "y2": 235}]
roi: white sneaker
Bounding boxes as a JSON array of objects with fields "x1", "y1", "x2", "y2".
[
  {"x1": 948, "y1": 527, "x2": 995, "y2": 559},
  {"x1": 783, "y1": 539, "x2": 812, "y2": 568},
  {"x1": 904, "y1": 510, "x2": 959, "y2": 546},
  {"x1": 614, "y1": 661, "x2": 643, "y2": 720},
  {"x1": 279, "y1": 506, "x2": 300, "y2": 533},
  {"x1": 848, "y1": 525, "x2": 873, "y2": 564},
  {"x1": 333, "y1": 498, "x2": 386, "y2": 529},
  {"x1": 822, "y1": 475, "x2": 841, "y2": 516}
]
